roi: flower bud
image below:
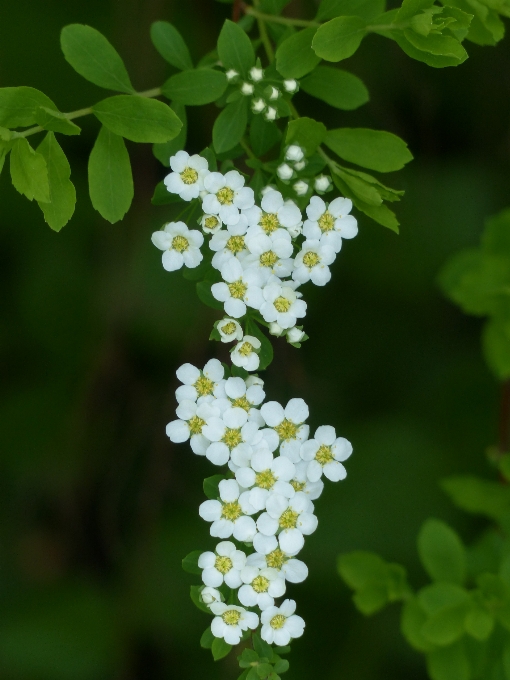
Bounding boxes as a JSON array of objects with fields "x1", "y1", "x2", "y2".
[
  {"x1": 201, "y1": 587, "x2": 223, "y2": 605},
  {"x1": 225, "y1": 69, "x2": 239, "y2": 82},
  {"x1": 294, "y1": 160, "x2": 306, "y2": 171},
  {"x1": 249, "y1": 66, "x2": 264, "y2": 82},
  {"x1": 314, "y1": 175, "x2": 332, "y2": 193},
  {"x1": 287, "y1": 327, "x2": 305, "y2": 344},
  {"x1": 241, "y1": 82, "x2": 254, "y2": 95},
  {"x1": 264, "y1": 106, "x2": 277, "y2": 121},
  {"x1": 277, "y1": 163, "x2": 294, "y2": 180},
  {"x1": 251, "y1": 98, "x2": 266, "y2": 113},
  {"x1": 268, "y1": 86, "x2": 280, "y2": 100},
  {"x1": 285, "y1": 145, "x2": 304, "y2": 162},
  {"x1": 293, "y1": 180, "x2": 309, "y2": 196},
  {"x1": 269, "y1": 322, "x2": 285, "y2": 337},
  {"x1": 283, "y1": 79, "x2": 299, "y2": 93}
]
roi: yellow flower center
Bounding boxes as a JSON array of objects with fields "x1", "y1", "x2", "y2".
[
  {"x1": 302, "y1": 251, "x2": 320, "y2": 269},
  {"x1": 290, "y1": 479, "x2": 306, "y2": 493},
  {"x1": 260, "y1": 250, "x2": 278, "y2": 268},
  {"x1": 226, "y1": 235, "x2": 245, "y2": 254},
  {"x1": 318, "y1": 210, "x2": 335, "y2": 232},
  {"x1": 274, "y1": 296, "x2": 291, "y2": 313},
  {"x1": 316, "y1": 444, "x2": 334, "y2": 466},
  {"x1": 217, "y1": 187, "x2": 235, "y2": 205},
  {"x1": 204, "y1": 216, "x2": 219, "y2": 231},
  {"x1": 274, "y1": 418, "x2": 298, "y2": 441},
  {"x1": 255, "y1": 469, "x2": 277, "y2": 490},
  {"x1": 222, "y1": 609, "x2": 241, "y2": 625},
  {"x1": 238, "y1": 342, "x2": 253, "y2": 356},
  {"x1": 194, "y1": 375, "x2": 215, "y2": 397},
  {"x1": 172, "y1": 235, "x2": 189, "y2": 252},
  {"x1": 252, "y1": 575, "x2": 270, "y2": 593},
  {"x1": 215, "y1": 555, "x2": 233, "y2": 574},
  {"x1": 231, "y1": 396, "x2": 251, "y2": 411},
  {"x1": 260, "y1": 213, "x2": 279, "y2": 234},
  {"x1": 221, "y1": 501, "x2": 242, "y2": 521},
  {"x1": 228, "y1": 280, "x2": 248, "y2": 300},
  {"x1": 222, "y1": 428, "x2": 243, "y2": 450},
  {"x1": 270, "y1": 614, "x2": 286, "y2": 629},
  {"x1": 180, "y1": 167, "x2": 198, "y2": 185},
  {"x1": 188, "y1": 415, "x2": 205, "y2": 435},
  {"x1": 266, "y1": 548, "x2": 288, "y2": 570},
  {"x1": 279, "y1": 508, "x2": 299, "y2": 529},
  {"x1": 221, "y1": 321, "x2": 237, "y2": 336}
]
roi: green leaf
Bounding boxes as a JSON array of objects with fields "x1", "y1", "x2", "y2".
[
  {"x1": 250, "y1": 115, "x2": 281, "y2": 156},
  {"x1": 211, "y1": 637, "x2": 232, "y2": 661},
  {"x1": 182, "y1": 550, "x2": 203, "y2": 575},
  {"x1": 217, "y1": 20, "x2": 255, "y2": 76},
  {"x1": 403, "y1": 29, "x2": 468, "y2": 61},
  {"x1": 401, "y1": 598, "x2": 436, "y2": 652},
  {"x1": 151, "y1": 180, "x2": 181, "y2": 205},
  {"x1": 88, "y1": 126, "x2": 133, "y2": 223},
  {"x1": 483, "y1": 318, "x2": 510, "y2": 380},
  {"x1": 34, "y1": 107, "x2": 81, "y2": 136},
  {"x1": 316, "y1": 0, "x2": 386, "y2": 21},
  {"x1": 245, "y1": 319, "x2": 274, "y2": 370},
  {"x1": 203, "y1": 475, "x2": 225, "y2": 499},
  {"x1": 93, "y1": 95, "x2": 182, "y2": 143},
  {"x1": 426, "y1": 641, "x2": 470, "y2": 680},
  {"x1": 334, "y1": 166, "x2": 382, "y2": 205},
  {"x1": 257, "y1": 663, "x2": 274, "y2": 677},
  {"x1": 0, "y1": 140, "x2": 11, "y2": 176},
  {"x1": 396, "y1": 0, "x2": 435, "y2": 21},
  {"x1": 260, "y1": 0, "x2": 292, "y2": 12},
  {"x1": 276, "y1": 28, "x2": 321, "y2": 79},
  {"x1": 200, "y1": 626, "x2": 215, "y2": 649},
  {"x1": 483, "y1": 208, "x2": 510, "y2": 256},
  {"x1": 273, "y1": 659, "x2": 290, "y2": 673},
  {"x1": 36, "y1": 133, "x2": 76, "y2": 232},
  {"x1": 394, "y1": 31, "x2": 468, "y2": 67},
  {"x1": 417, "y1": 519, "x2": 466, "y2": 585},
  {"x1": 325, "y1": 128, "x2": 413, "y2": 172},
  {"x1": 150, "y1": 21, "x2": 193, "y2": 70},
  {"x1": 10, "y1": 138, "x2": 50, "y2": 203},
  {"x1": 238, "y1": 648, "x2": 259, "y2": 667},
  {"x1": 252, "y1": 632, "x2": 274, "y2": 660},
  {"x1": 421, "y1": 601, "x2": 468, "y2": 646},
  {"x1": 286, "y1": 117, "x2": 326, "y2": 157},
  {"x1": 60, "y1": 24, "x2": 134, "y2": 93},
  {"x1": 418, "y1": 583, "x2": 469, "y2": 615},
  {"x1": 197, "y1": 281, "x2": 225, "y2": 310},
  {"x1": 332, "y1": 172, "x2": 400, "y2": 232},
  {"x1": 162, "y1": 69, "x2": 228, "y2": 106},
  {"x1": 153, "y1": 102, "x2": 187, "y2": 166},
  {"x1": 464, "y1": 602, "x2": 494, "y2": 641},
  {"x1": 312, "y1": 17, "x2": 367, "y2": 62},
  {"x1": 0, "y1": 87, "x2": 56, "y2": 128},
  {"x1": 190, "y1": 585, "x2": 211, "y2": 614},
  {"x1": 300, "y1": 67, "x2": 369, "y2": 110},
  {"x1": 441, "y1": 475, "x2": 510, "y2": 520},
  {"x1": 213, "y1": 97, "x2": 248, "y2": 154}
]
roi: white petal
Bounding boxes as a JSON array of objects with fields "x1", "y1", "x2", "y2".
[
  {"x1": 260, "y1": 401, "x2": 285, "y2": 427},
  {"x1": 272, "y1": 455, "x2": 295, "y2": 481},
  {"x1": 211, "y1": 518, "x2": 234, "y2": 538},
  {"x1": 204, "y1": 358, "x2": 224, "y2": 382},
  {"x1": 253, "y1": 533, "x2": 278, "y2": 554},
  {"x1": 236, "y1": 467, "x2": 256, "y2": 488},
  {"x1": 202, "y1": 567, "x2": 223, "y2": 587},
  {"x1": 257, "y1": 512, "x2": 279, "y2": 536},
  {"x1": 162, "y1": 249, "x2": 183, "y2": 271},
  {"x1": 274, "y1": 629, "x2": 291, "y2": 646},
  {"x1": 225, "y1": 377, "x2": 246, "y2": 400},
  {"x1": 266, "y1": 493, "x2": 288, "y2": 519},
  {"x1": 165, "y1": 419, "x2": 190, "y2": 443},
  {"x1": 251, "y1": 448, "x2": 273, "y2": 472},
  {"x1": 332, "y1": 437, "x2": 353, "y2": 462},
  {"x1": 199, "y1": 500, "x2": 222, "y2": 522},
  {"x1": 298, "y1": 512, "x2": 318, "y2": 535},
  {"x1": 279, "y1": 529, "x2": 304, "y2": 555},
  {"x1": 283, "y1": 559, "x2": 308, "y2": 583},
  {"x1": 307, "y1": 459, "x2": 323, "y2": 482},
  {"x1": 176, "y1": 363, "x2": 200, "y2": 385},
  {"x1": 198, "y1": 552, "x2": 216, "y2": 569},
  {"x1": 238, "y1": 585, "x2": 258, "y2": 607},
  {"x1": 280, "y1": 599, "x2": 296, "y2": 617},
  {"x1": 225, "y1": 569, "x2": 243, "y2": 589},
  {"x1": 324, "y1": 461, "x2": 347, "y2": 482},
  {"x1": 286, "y1": 614, "x2": 305, "y2": 638},
  {"x1": 219, "y1": 479, "x2": 240, "y2": 502},
  {"x1": 233, "y1": 516, "x2": 257, "y2": 542},
  {"x1": 224, "y1": 407, "x2": 248, "y2": 429}
]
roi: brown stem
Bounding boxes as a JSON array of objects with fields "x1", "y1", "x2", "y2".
[
  {"x1": 498, "y1": 379, "x2": 510, "y2": 456},
  {"x1": 233, "y1": 0, "x2": 243, "y2": 22}
]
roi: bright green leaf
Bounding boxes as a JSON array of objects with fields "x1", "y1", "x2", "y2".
[
  {"x1": 396, "y1": 0, "x2": 435, "y2": 21},
  {"x1": 301, "y1": 67, "x2": 369, "y2": 110},
  {"x1": 394, "y1": 31, "x2": 467, "y2": 67},
  {"x1": 150, "y1": 21, "x2": 193, "y2": 70},
  {"x1": 276, "y1": 28, "x2": 321, "y2": 79},
  {"x1": 417, "y1": 519, "x2": 466, "y2": 585},
  {"x1": 274, "y1": 659, "x2": 290, "y2": 673},
  {"x1": 238, "y1": 648, "x2": 259, "y2": 667},
  {"x1": 418, "y1": 583, "x2": 469, "y2": 616},
  {"x1": 332, "y1": 172, "x2": 400, "y2": 232},
  {"x1": 203, "y1": 475, "x2": 224, "y2": 499},
  {"x1": 36, "y1": 132, "x2": 76, "y2": 231},
  {"x1": 182, "y1": 550, "x2": 203, "y2": 575},
  {"x1": 252, "y1": 632, "x2": 274, "y2": 660},
  {"x1": 213, "y1": 97, "x2": 248, "y2": 154},
  {"x1": 0, "y1": 87, "x2": 56, "y2": 128},
  {"x1": 334, "y1": 166, "x2": 382, "y2": 205},
  {"x1": 426, "y1": 641, "x2": 470, "y2": 680},
  {"x1": 317, "y1": 0, "x2": 386, "y2": 20},
  {"x1": 60, "y1": 24, "x2": 134, "y2": 93},
  {"x1": 10, "y1": 137, "x2": 50, "y2": 203},
  {"x1": 257, "y1": 663, "x2": 274, "y2": 677},
  {"x1": 217, "y1": 20, "x2": 255, "y2": 76},
  {"x1": 421, "y1": 602, "x2": 468, "y2": 646},
  {"x1": 312, "y1": 17, "x2": 367, "y2": 62},
  {"x1": 88, "y1": 126, "x2": 133, "y2": 223},
  {"x1": 325, "y1": 127, "x2": 413, "y2": 172},
  {"x1": 286, "y1": 117, "x2": 326, "y2": 156},
  {"x1": 464, "y1": 603, "x2": 494, "y2": 641},
  {"x1": 401, "y1": 598, "x2": 436, "y2": 652},
  {"x1": 162, "y1": 69, "x2": 228, "y2": 106},
  {"x1": 153, "y1": 102, "x2": 187, "y2": 166},
  {"x1": 403, "y1": 29, "x2": 468, "y2": 60},
  {"x1": 211, "y1": 637, "x2": 232, "y2": 661},
  {"x1": 35, "y1": 107, "x2": 81, "y2": 136}
]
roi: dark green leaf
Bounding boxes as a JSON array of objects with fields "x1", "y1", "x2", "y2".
[
  {"x1": 276, "y1": 28, "x2": 321, "y2": 78},
  {"x1": 153, "y1": 102, "x2": 187, "y2": 166},
  {"x1": 10, "y1": 137, "x2": 50, "y2": 203},
  {"x1": 482, "y1": 318, "x2": 510, "y2": 380},
  {"x1": 394, "y1": 31, "x2": 467, "y2": 67},
  {"x1": 403, "y1": 29, "x2": 468, "y2": 61},
  {"x1": 426, "y1": 641, "x2": 470, "y2": 680},
  {"x1": 190, "y1": 585, "x2": 211, "y2": 614},
  {"x1": 260, "y1": 0, "x2": 292, "y2": 12},
  {"x1": 301, "y1": 67, "x2": 369, "y2": 110},
  {"x1": 150, "y1": 21, "x2": 193, "y2": 70},
  {"x1": 211, "y1": 637, "x2": 232, "y2": 660},
  {"x1": 325, "y1": 128, "x2": 413, "y2": 172},
  {"x1": 250, "y1": 115, "x2": 281, "y2": 156},
  {"x1": 35, "y1": 107, "x2": 81, "y2": 136},
  {"x1": 88, "y1": 126, "x2": 133, "y2": 223},
  {"x1": 252, "y1": 632, "x2": 274, "y2": 660},
  {"x1": 441, "y1": 475, "x2": 510, "y2": 520},
  {"x1": 203, "y1": 475, "x2": 225, "y2": 499},
  {"x1": 60, "y1": 24, "x2": 134, "y2": 93},
  {"x1": 182, "y1": 550, "x2": 203, "y2": 575},
  {"x1": 93, "y1": 95, "x2": 182, "y2": 143},
  {"x1": 200, "y1": 626, "x2": 215, "y2": 649},
  {"x1": 334, "y1": 166, "x2": 382, "y2": 205},
  {"x1": 162, "y1": 69, "x2": 227, "y2": 106},
  {"x1": 396, "y1": 0, "x2": 435, "y2": 21},
  {"x1": 151, "y1": 180, "x2": 181, "y2": 205},
  {"x1": 245, "y1": 319, "x2": 273, "y2": 370},
  {"x1": 312, "y1": 17, "x2": 367, "y2": 62},
  {"x1": 36, "y1": 132, "x2": 76, "y2": 231},
  {"x1": 417, "y1": 519, "x2": 466, "y2": 585},
  {"x1": 482, "y1": 208, "x2": 510, "y2": 256},
  {"x1": 286, "y1": 117, "x2": 326, "y2": 156},
  {"x1": 217, "y1": 20, "x2": 255, "y2": 76},
  {"x1": 197, "y1": 281, "x2": 225, "y2": 310},
  {"x1": 0, "y1": 140, "x2": 11, "y2": 176},
  {"x1": 212, "y1": 97, "x2": 248, "y2": 154},
  {"x1": 316, "y1": 0, "x2": 386, "y2": 21}
]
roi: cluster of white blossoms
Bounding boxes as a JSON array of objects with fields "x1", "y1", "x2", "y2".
[
  {"x1": 166, "y1": 358, "x2": 353, "y2": 646},
  {"x1": 152, "y1": 150, "x2": 358, "y2": 363}
]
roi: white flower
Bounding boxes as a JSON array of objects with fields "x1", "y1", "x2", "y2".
[
  {"x1": 256, "y1": 492, "x2": 318, "y2": 554},
  {"x1": 259, "y1": 283, "x2": 307, "y2": 330},
  {"x1": 277, "y1": 163, "x2": 294, "y2": 180},
  {"x1": 314, "y1": 175, "x2": 331, "y2": 193},
  {"x1": 202, "y1": 171, "x2": 255, "y2": 226},
  {"x1": 163, "y1": 151, "x2": 209, "y2": 201},
  {"x1": 265, "y1": 106, "x2": 277, "y2": 122},
  {"x1": 236, "y1": 448, "x2": 296, "y2": 511},
  {"x1": 217, "y1": 318, "x2": 244, "y2": 343},
  {"x1": 303, "y1": 196, "x2": 358, "y2": 252},
  {"x1": 243, "y1": 227, "x2": 294, "y2": 281},
  {"x1": 241, "y1": 82, "x2": 254, "y2": 95},
  {"x1": 239, "y1": 565, "x2": 286, "y2": 609},
  {"x1": 224, "y1": 376, "x2": 265, "y2": 425},
  {"x1": 287, "y1": 326, "x2": 305, "y2": 344},
  {"x1": 269, "y1": 322, "x2": 285, "y2": 337},
  {"x1": 252, "y1": 98, "x2": 266, "y2": 113},
  {"x1": 293, "y1": 239, "x2": 336, "y2": 286},
  {"x1": 300, "y1": 425, "x2": 352, "y2": 482},
  {"x1": 151, "y1": 222, "x2": 204, "y2": 272},
  {"x1": 260, "y1": 398, "x2": 310, "y2": 461},
  {"x1": 228, "y1": 428, "x2": 279, "y2": 471},
  {"x1": 260, "y1": 600, "x2": 304, "y2": 645},
  {"x1": 226, "y1": 69, "x2": 239, "y2": 81},
  {"x1": 202, "y1": 407, "x2": 260, "y2": 466},
  {"x1": 249, "y1": 66, "x2": 264, "y2": 81},
  {"x1": 231, "y1": 335, "x2": 261, "y2": 372},
  {"x1": 293, "y1": 180, "x2": 309, "y2": 196},
  {"x1": 209, "y1": 217, "x2": 250, "y2": 270},
  {"x1": 290, "y1": 461, "x2": 324, "y2": 500},
  {"x1": 210, "y1": 602, "x2": 259, "y2": 645},
  {"x1": 283, "y1": 79, "x2": 299, "y2": 93},
  {"x1": 166, "y1": 399, "x2": 219, "y2": 455},
  {"x1": 199, "y1": 479, "x2": 257, "y2": 541},
  {"x1": 285, "y1": 145, "x2": 304, "y2": 163},
  {"x1": 200, "y1": 213, "x2": 223, "y2": 235},
  {"x1": 201, "y1": 586, "x2": 223, "y2": 604},
  {"x1": 246, "y1": 546, "x2": 308, "y2": 583},
  {"x1": 199, "y1": 541, "x2": 247, "y2": 588},
  {"x1": 211, "y1": 258, "x2": 265, "y2": 318},
  {"x1": 175, "y1": 359, "x2": 225, "y2": 404},
  {"x1": 243, "y1": 190, "x2": 302, "y2": 239}
]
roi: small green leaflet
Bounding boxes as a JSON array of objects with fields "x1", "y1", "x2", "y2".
[
  {"x1": 394, "y1": 31, "x2": 467, "y2": 67},
  {"x1": 300, "y1": 67, "x2": 369, "y2": 110},
  {"x1": 211, "y1": 637, "x2": 232, "y2": 661},
  {"x1": 200, "y1": 627, "x2": 215, "y2": 649},
  {"x1": 35, "y1": 107, "x2": 81, "y2": 136},
  {"x1": 190, "y1": 585, "x2": 211, "y2": 614},
  {"x1": 483, "y1": 319, "x2": 510, "y2": 380},
  {"x1": 93, "y1": 95, "x2": 182, "y2": 143},
  {"x1": 286, "y1": 117, "x2": 326, "y2": 156},
  {"x1": 316, "y1": 0, "x2": 386, "y2": 21},
  {"x1": 162, "y1": 69, "x2": 228, "y2": 106},
  {"x1": 213, "y1": 97, "x2": 248, "y2": 154},
  {"x1": 153, "y1": 102, "x2": 187, "y2": 166},
  {"x1": 88, "y1": 126, "x2": 134, "y2": 223},
  {"x1": 0, "y1": 86, "x2": 56, "y2": 128},
  {"x1": 60, "y1": 24, "x2": 134, "y2": 93},
  {"x1": 332, "y1": 172, "x2": 400, "y2": 232},
  {"x1": 36, "y1": 132, "x2": 76, "y2": 231},
  {"x1": 417, "y1": 519, "x2": 466, "y2": 585},
  {"x1": 276, "y1": 28, "x2": 321, "y2": 79},
  {"x1": 401, "y1": 598, "x2": 435, "y2": 653},
  {"x1": 150, "y1": 21, "x2": 193, "y2": 71},
  {"x1": 196, "y1": 281, "x2": 224, "y2": 310},
  {"x1": 426, "y1": 641, "x2": 470, "y2": 680},
  {"x1": 325, "y1": 128, "x2": 413, "y2": 172},
  {"x1": 10, "y1": 137, "x2": 50, "y2": 203},
  {"x1": 440, "y1": 475, "x2": 510, "y2": 520},
  {"x1": 217, "y1": 20, "x2": 255, "y2": 77},
  {"x1": 312, "y1": 17, "x2": 367, "y2": 62},
  {"x1": 181, "y1": 550, "x2": 202, "y2": 575},
  {"x1": 203, "y1": 475, "x2": 224, "y2": 499}
]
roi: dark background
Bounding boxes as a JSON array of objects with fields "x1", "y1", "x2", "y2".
[{"x1": 0, "y1": 0, "x2": 509, "y2": 678}]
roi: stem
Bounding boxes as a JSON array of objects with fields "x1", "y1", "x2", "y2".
[
  {"x1": 253, "y1": 0, "x2": 275, "y2": 62},
  {"x1": 498, "y1": 379, "x2": 510, "y2": 457},
  {"x1": 245, "y1": 6, "x2": 320, "y2": 28},
  {"x1": 13, "y1": 86, "x2": 162, "y2": 139},
  {"x1": 240, "y1": 137, "x2": 257, "y2": 160}
]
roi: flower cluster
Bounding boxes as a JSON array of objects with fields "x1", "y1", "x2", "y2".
[{"x1": 167, "y1": 359, "x2": 353, "y2": 646}]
